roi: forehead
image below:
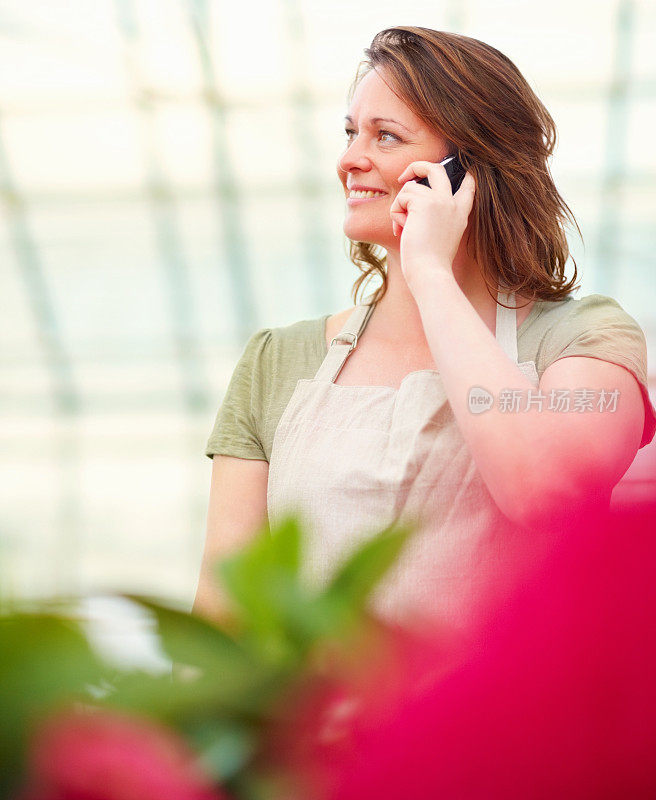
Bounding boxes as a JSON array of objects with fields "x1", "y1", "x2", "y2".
[{"x1": 347, "y1": 68, "x2": 415, "y2": 122}]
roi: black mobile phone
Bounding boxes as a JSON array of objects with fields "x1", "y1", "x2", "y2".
[{"x1": 415, "y1": 155, "x2": 466, "y2": 194}]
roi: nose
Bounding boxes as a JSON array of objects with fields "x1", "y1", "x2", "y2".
[{"x1": 337, "y1": 134, "x2": 373, "y2": 178}]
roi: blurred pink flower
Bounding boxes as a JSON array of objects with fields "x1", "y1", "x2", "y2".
[
  {"x1": 17, "y1": 707, "x2": 228, "y2": 800},
  {"x1": 276, "y1": 502, "x2": 656, "y2": 799},
  {"x1": 262, "y1": 620, "x2": 463, "y2": 800}
]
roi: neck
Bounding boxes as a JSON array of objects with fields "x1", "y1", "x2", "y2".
[{"x1": 370, "y1": 239, "x2": 498, "y2": 342}]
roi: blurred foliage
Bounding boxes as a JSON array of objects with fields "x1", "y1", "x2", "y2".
[{"x1": 0, "y1": 512, "x2": 414, "y2": 799}]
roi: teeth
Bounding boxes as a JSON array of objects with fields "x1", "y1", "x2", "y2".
[{"x1": 349, "y1": 189, "x2": 386, "y2": 199}]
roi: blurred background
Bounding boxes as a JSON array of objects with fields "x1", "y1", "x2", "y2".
[{"x1": 1, "y1": 0, "x2": 655, "y2": 610}]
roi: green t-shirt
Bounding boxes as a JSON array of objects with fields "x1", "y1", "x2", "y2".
[{"x1": 205, "y1": 293, "x2": 656, "y2": 462}]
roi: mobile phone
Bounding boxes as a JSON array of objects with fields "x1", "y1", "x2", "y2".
[{"x1": 415, "y1": 155, "x2": 466, "y2": 194}]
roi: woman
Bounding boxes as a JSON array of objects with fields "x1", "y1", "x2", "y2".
[{"x1": 196, "y1": 27, "x2": 656, "y2": 632}]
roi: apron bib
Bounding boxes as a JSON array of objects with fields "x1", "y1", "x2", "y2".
[{"x1": 267, "y1": 285, "x2": 539, "y2": 631}]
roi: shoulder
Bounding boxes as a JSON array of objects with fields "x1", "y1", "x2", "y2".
[
  {"x1": 242, "y1": 326, "x2": 274, "y2": 357},
  {"x1": 246, "y1": 314, "x2": 330, "y2": 391},
  {"x1": 241, "y1": 313, "x2": 324, "y2": 360},
  {"x1": 244, "y1": 306, "x2": 360, "y2": 379},
  {"x1": 538, "y1": 293, "x2": 648, "y2": 361},
  {"x1": 538, "y1": 293, "x2": 643, "y2": 333},
  {"x1": 536, "y1": 292, "x2": 655, "y2": 449},
  {"x1": 269, "y1": 314, "x2": 329, "y2": 358},
  {"x1": 270, "y1": 314, "x2": 328, "y2": 344}
]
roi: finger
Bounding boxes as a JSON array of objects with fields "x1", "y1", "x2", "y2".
[
  {"x1": 454, "y1": 171, "x2": 476, "y2": 212},
  {"x1": 389, "y1": 191, "x2": 408, "y2": 217},
  {"x1": 389, "y1": 182, "x2": 426, "y2": 219},
  {"x1": 390, "y1": 211, "x2": 407, "y2": 236},
  {"x1": 455, "y1": 171, "x2": 476, "y2": 196},
  {"x1": 397, "y1": 160, "x2": 431, "y2": 184},
  {"x1": 397, "y1": 159, "x2": 450, "y2": 193}
]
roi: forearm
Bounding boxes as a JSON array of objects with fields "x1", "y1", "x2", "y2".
[
  {"x1": 413, "y1": 270, "x2": 581, "y2": 525},
  {"x1": 192, "y1": 561, "x2": 240, "y2": 632}
]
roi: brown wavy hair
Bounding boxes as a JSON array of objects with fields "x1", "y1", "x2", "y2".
[{"x1": 346, "y1": 26, "x2": 582, "y2": 309}]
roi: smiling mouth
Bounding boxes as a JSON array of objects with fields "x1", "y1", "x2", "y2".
[{"x1": 347, "y1": 190, "x2": 387, "y2": 200}]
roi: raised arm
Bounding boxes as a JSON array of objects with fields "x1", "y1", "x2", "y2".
[{"x1": 414, "y1": 272, "x2": 645, "y2": 528}]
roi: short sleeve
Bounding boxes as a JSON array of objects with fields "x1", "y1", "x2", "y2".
[
  {"x1": 544, "y1": 294, "x2": 656, "y2": 449},
  {"x1": 205, "y1": 327, "x2": 272, "y2": 461}
]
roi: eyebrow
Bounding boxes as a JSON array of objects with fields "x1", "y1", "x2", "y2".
[{"x1": 344, "y1": 115, "x2": 414, "y2": 134}]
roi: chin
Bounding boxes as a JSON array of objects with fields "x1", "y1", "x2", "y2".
[{"x1": 343, "y1": 223, "x2": 393, "y2": 249}]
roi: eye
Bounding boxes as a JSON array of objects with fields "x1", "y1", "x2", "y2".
[
  {"x1": 343, "y1": 129, "x2": 401, "y2": 144},
  {"x1": 378, "y1": 130, "x2": 401, "y2": 143}
]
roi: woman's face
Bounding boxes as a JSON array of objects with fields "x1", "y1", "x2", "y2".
[{"x1": 337, "y1": 67, "x2": 450, "y2": 250}]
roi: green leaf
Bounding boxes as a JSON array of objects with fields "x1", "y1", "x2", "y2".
[
  {"x1": 324, "y1": 519, "x2": 416, "y2": 616},
  {"x1": 216, "y1": 514, "x2": 307, "y2": 664},
  {"x1": 0, "y1": 612, "x2": 109, "y2": 793},
  {"x1": 216, "y1": 513, "x2": 416, "y2": 662},
  {"x1": 111, "y1": 595, "x2": 285, "y2": 721},
  {"x1": 122, "y1": 594, "x2": 253, "y2": 671},
  {"x1": 218, "y1": 515, "x2": 302, "y2": 607},
  {"x1": 186, "y1": 718, "x2": 258, "y2": 781},
  {"x1": 99, "y1": 659, "x2": 294, "y2": 725},
  {"x1": 267, "y1": 514, "x2": 301, "y2": 574}
]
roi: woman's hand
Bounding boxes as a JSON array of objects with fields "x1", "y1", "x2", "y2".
[{"x1": 389, "y1": 160, "x2": 476, "y2": 293}]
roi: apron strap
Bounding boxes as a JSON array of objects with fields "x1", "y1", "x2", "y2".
[
  {"x1": 495, "y1": 286, "x2": 518, "y2": 363},
  {"x1": 316, "y1": 294, "x2": 377, "y2": 383}
]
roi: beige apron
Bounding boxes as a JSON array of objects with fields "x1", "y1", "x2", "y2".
[{"x1": 267, "y1": 285, "x2": 540, "y2": 632}]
